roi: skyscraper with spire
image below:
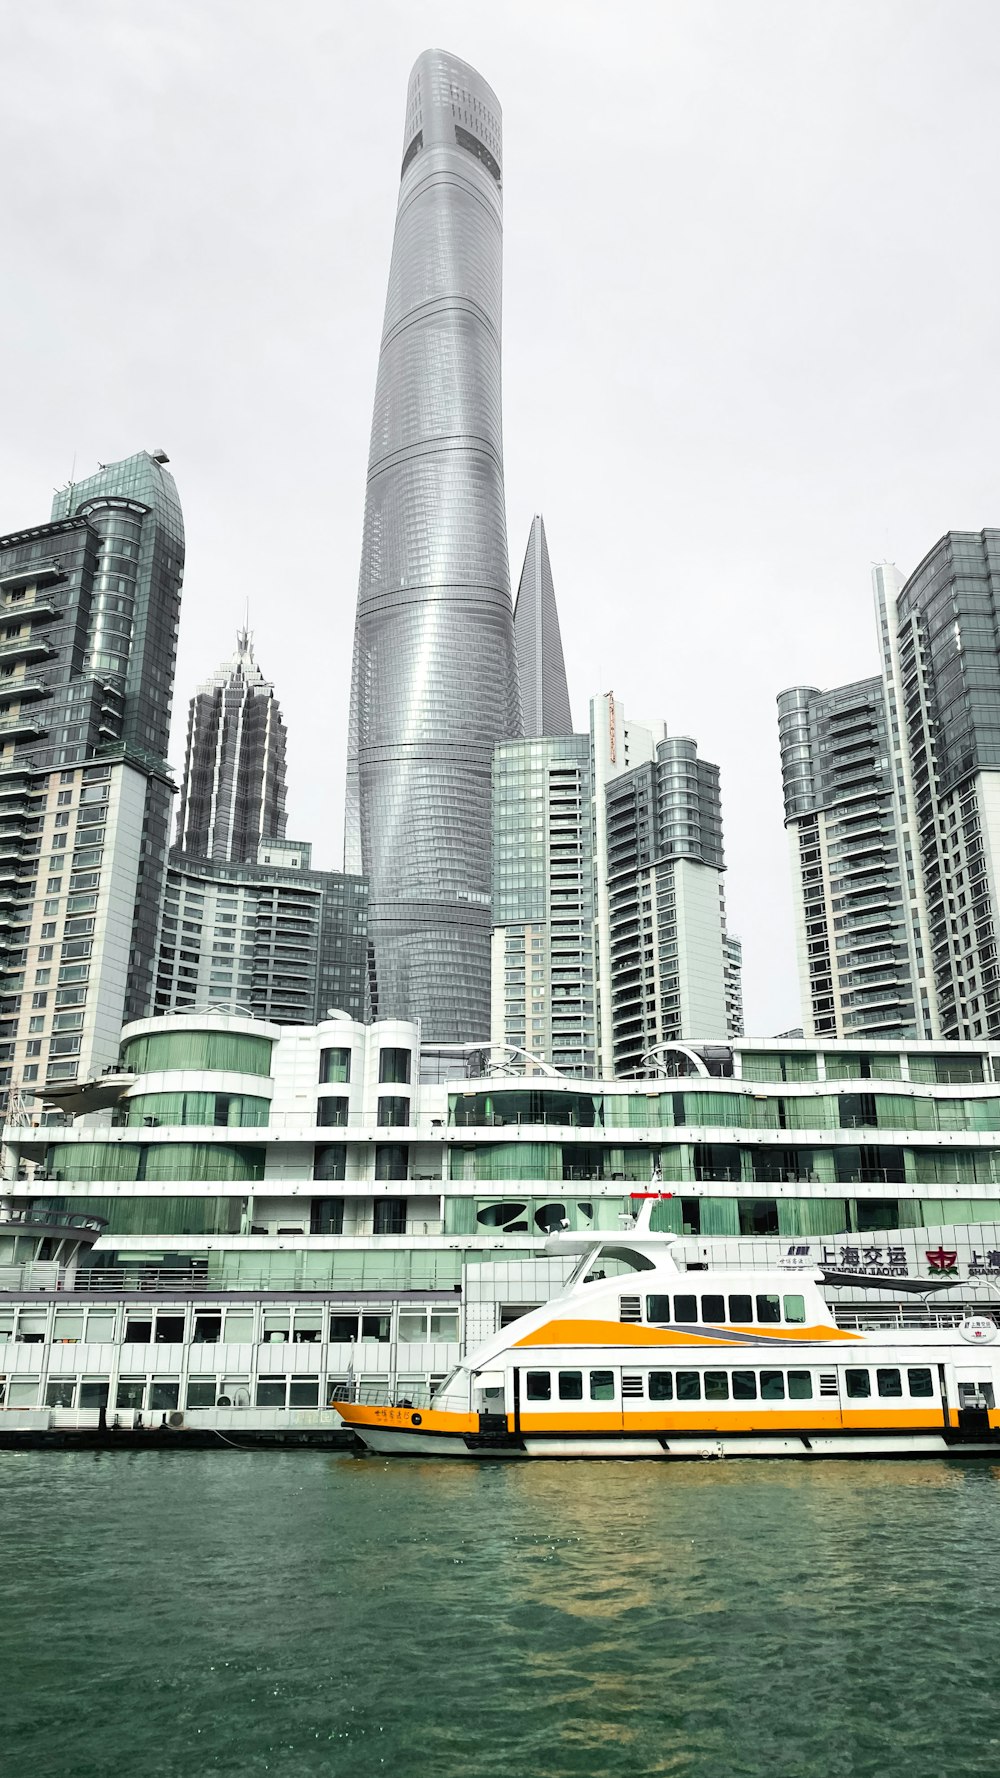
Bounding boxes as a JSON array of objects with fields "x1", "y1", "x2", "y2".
[
  {"x1": 176, "y1": 627, "x2": 287, "y2": 865},
  {"x1": 345, "y1": 48, "x2": 521, "y2": 1042},
  {"x1": 513, "y1": 515, "x2": 573, "y2": 737},
  {"x1": 158, "y1": 629, "x2": 369, "y2": 1025}
]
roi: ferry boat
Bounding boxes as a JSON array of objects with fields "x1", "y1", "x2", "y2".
[{"x1": 333, "y1": 1205, "x2": 1000, "y2": 1459}]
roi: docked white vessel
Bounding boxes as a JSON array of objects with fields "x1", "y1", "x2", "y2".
[{"x1": 334, "y1": 1205, "x2": 1000, "y2": 1459}]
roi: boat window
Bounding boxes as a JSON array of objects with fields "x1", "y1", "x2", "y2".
[
  {"x1": 646, "y1": 1295, "x2": 672, "y2": 1323},
  {"x1": 705, "y1": 1371, "x2": 729, "y2": 1401},
  {"x1": 593, "y1": 1246, "x2": 656, "y2": 1275},
  {"x1": 845, "y1": 1368, "x2": 871, "y2": 1399},
  {"x1": 256, "y1": 1378, "x2": 286, "y2": 1407},
  {"x1": 590, "y1": 1370, "x2": 615, "y2": 1401},
  {"x1": 728, "y1": 1294, "x2": 753, "y2": 1322},
  {"x1": 908, "y1": 1367, "x2": 934, "y2": 1398},
  {"x1": 526, "y1": 1371, "x2": 551, "y2": 1401},
  {"x1": 677, "y1": 1371, "x2": 701, "y2": 1401},
  {"x1": 649, "y1": 1372, "x2": 673, "y2": 1400},
  {"x1": 756, "y1": 1295, "x2": 781, "y2": 1324},
  {"x1": 760, "y1": 1370, "x2": 785, "y2": 1401},
  {"x1": 701, "y1": 1294, "x2": 726, "y2": 1321},
  {"x1": 788, "y1": 1370, "x2": 813, "y2": 1400},
  {"x1": 783, "y1": 1295, "x2": 806, "y2": 1325},
  {"x1": 558, "y1": 1371, "x2": 583, "y2": 1401},
  {"x1": 732, "y1": 1370, "x2": 757, "y2": 1400},
  {"x1": 877, "y1": 1368, "x2": 902, "y2": 1398},
  {"x1": 674, "y1": 1295, "x2": 698, "y2": 1323}
]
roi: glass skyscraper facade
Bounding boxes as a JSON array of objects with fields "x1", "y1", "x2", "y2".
[
  {"x1": 491, "y1": 735, "x2": 597, "y2": 1076},
  {"x1": 345, "y1": 48, "x2": 521, "y2": 1043},
  {"x1": 778, "y1": 675, "x2": 921, "y2": 1039},
  {"x1": 0, "y1": 452, "x2": 184, "y2": 1091},
  {"x1": 781, "y1": 532, "x2": 1000, "y2": 1042}
]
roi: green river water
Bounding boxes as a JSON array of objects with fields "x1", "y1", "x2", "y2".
[{"x1": 3, "y1": 1450, "x2": 999, "y2": 1778}]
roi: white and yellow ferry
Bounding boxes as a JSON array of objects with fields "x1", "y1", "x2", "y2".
[{"x1": 334, "y1": 1205, "x2": 1000, "y2": 1459}]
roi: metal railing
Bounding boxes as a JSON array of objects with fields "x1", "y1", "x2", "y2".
[
  {"x1": 0, "y1": 1206, "x2": 106, "y2": 1232},
  {"x1": 331, "y1": 1380, "x2": 435, "y2": 1410},
  {"x1": 75, "y1": 1267, "x2": 211, "y2": 1292},
  {"x1": 833, "y1": 1304, "x2": 976, "y2": 1331}
]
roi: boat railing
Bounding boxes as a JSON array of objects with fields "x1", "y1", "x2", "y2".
[
  {"x1": 330, "y1": 1381, "x2": 436, "y2": 1410},
  {"x1": 834, "y1": 1304, "x2": 973, "y2": 1331}
]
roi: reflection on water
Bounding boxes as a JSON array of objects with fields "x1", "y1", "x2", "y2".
[{"x1": 3, "y1": 1451, "x2": 1000, "y2": 1778}]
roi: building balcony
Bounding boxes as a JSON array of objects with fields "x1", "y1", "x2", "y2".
[
  {"x1": 0, "y1": 559, "x2": 67, "y2": 592},
  {"x1": 0, "y1": 713, "x2": 48, "y2": 742},
  {"x1": 0, "y1": 636, "x2": 56, "y2": 667}
]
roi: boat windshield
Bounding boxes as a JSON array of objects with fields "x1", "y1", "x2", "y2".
[{"x1": 583, "y1": 1245, "x2": 656, "y2": 1283}]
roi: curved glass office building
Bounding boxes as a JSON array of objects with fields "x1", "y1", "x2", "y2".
[{"x1": 345, "y1": 48, "x2": 521, "y2": 1042}]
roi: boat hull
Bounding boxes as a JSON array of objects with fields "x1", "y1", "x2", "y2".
[{"x1": 349, "y1": 1423, "x2": 1000, "y2": 1460}]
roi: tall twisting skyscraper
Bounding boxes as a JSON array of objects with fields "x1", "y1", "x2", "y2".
[
  {"x1": 513, "y1": 515, "x2": 573, "y2": 738},
  {"x1": 176, "y1": 627, "x2": 287, "y2": 864},
  {"x1": 345, "y1": 48, "x2": 521, "y2": 1042}
]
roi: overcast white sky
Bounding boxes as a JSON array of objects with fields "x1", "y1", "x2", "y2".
[{"x1": 3, "y1": 1, "x2": 999, "y2": 1035}]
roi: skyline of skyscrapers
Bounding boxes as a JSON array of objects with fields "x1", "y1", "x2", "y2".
[
  {"x1": 345, "y1": 48, "x2": 522, "y2": 1044},
  {"x1": 8, "y1": 51, "x2": 1000, "y2": 1072}
]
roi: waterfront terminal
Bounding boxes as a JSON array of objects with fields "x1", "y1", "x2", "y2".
[{"x1": 2, "y1": 1012, "x2": 1000, "y2": 1445}]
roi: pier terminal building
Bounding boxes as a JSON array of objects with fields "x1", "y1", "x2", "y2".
[{"x1": 2, "y1": 1013, "x2": 1000, "y2": 1434}]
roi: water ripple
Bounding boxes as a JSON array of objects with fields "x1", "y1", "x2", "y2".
[{"x1": 2, "y1": 1452, "x2": 999, "y2": 1777}]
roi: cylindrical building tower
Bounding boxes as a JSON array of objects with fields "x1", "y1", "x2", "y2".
[{"x1": 345, "y1": 48, "x2": 521, "y2": 1042}]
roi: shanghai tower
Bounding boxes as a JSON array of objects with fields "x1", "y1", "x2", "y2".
[{"x1": 345, "y1": 48, "x2": 521, "y2": 1041}]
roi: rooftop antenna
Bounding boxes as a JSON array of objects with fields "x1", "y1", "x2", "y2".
[{"x1": 237, "y1": 599, "x2": 253, "y2": 662}]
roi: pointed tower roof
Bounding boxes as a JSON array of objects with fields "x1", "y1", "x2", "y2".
[{"x1": 513, "y1": 514, "x2": 573, "y2": 737}]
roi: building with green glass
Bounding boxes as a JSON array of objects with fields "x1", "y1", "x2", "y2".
[{"x1": 3, "y1": 1018, "x2": 1000, "y2": 1430}]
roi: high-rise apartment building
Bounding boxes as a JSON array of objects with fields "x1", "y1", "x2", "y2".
[
  {"x1": 778, "y1": 676, "x2": 920, "y2": 1039},
  {"x1": 0, "y1": 451, "x2": 184, "y2": 1092},
  {"x1": 883, "y1": 532, "x2": 1000, "y2": 1039},
  {"x1": 602, "y1": 731, "x2": 729, "y2": 1077},
  {"x1": 175, "y1": 628, "x2": 286, "y2": 864},
  {"x1": 781, "y1": 530, "x2": 1000, "y2": 1043},
  {"x1": 491, "y1": 735, "x2": 596, "y2": 1075},
  {"x1": 154, "y1": 842, "x2": 370, "y2": 1025},
  {"x1": 724, "y1": 933, "x2": 745, "y2": 1038},
  {"x1": 513, "y1": 515, "x2": 573, "y2": 738},
  {"x1": 492, "y1": 695, "x2": 735, "y2": 1078},
  {"x1": 345, "y1": 48, "x2": 521, "y2": 1042}
]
